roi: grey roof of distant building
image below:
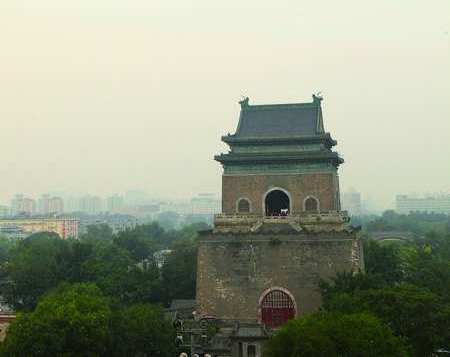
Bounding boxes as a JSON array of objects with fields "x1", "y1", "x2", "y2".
[{"x1": 231, "y1": 325, "x2": 269, "y2": 339}]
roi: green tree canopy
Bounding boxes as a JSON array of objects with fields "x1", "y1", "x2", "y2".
[
  {"x1": 160, "y1": 240, "x2": 197, "y2": 305},
  {"x1": 1, "y1": 283, "x2": 176, "y2": 357},
  {"x1": 326, "y1": 284, "x2": 450, "y2": 357},
  {"x1": 1, "y1": 283, "x2": 112, "y2": 357},
  {"x1": 264, "y1": 312, "x2": 407, "y2": 357},
  {"x1": 111, "y1": 304, "x2": 175, "y2": 357},
  {"x1": 79, "y1": 224, "x2": 113, "y2": 244},
  {"x1": 6, "y1": 232, "x2": 72, "y2": 310}
]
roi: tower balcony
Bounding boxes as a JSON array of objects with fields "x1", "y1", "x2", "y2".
[{"x1": 212, "y1": 211, "x2": 353, "y2": 234}]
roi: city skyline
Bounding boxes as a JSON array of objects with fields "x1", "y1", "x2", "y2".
[{"x1": 1, "y1": 0, "x2": 449, "y2": 211}]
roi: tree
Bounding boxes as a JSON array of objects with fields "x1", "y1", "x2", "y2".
[
  {"x1": 6, "y1": 232, "x2": 72, "y2": 310},
  {"x1": 325, "y1": 284, "x2": 450, "y2": 356},
  {"x1": 113, "y1": 232, "x2": 153, "y2": 262},
  {"x1": 402, "y1": 234, "x2": 450, "y2": 301},
  {"x1": 363, "y1": 239, "x2": 403, "y2": 283},
  {"x1": 160, "y1": 240, "x2": 197, "y2": 305},
  {"x1": 1, "y1": 283, "x2": 112, "y2": 356},
  {"x1": 264, "y1": 312, "x2": 407, "y2": 357},
  {"x1": 110, "y1": 304, "x2": 175, "y2": 357},
  {"x1": 0, "y1": 236, "x2": 15, "y2": 264},
  {"x1": 320, "y1": 271, "x2": 385, "y2": 305},
  {"x1": 114, "y1": 264, "x2": 162, "y2": 305},
  {"x1": 80, "y1": 224, "x2": 113, "y2": 243},
  {"x1": 0, "y1": 236, "x2": 15, "y2": 281},
  {"x1": 80, "y1": 242, "x2": 134, "y2": 298}
]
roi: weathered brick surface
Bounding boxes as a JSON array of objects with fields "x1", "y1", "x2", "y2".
[
  {"x1": 196, "y1": 232, "x2": 358, "y2": 321},
  {"x1": 222, "y1": 173, "x2": 339, "y2": 214}
]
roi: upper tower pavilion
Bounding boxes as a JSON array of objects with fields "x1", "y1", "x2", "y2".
[{"x1": 215, "y1": 94, "x2": 343, "y2": 216}]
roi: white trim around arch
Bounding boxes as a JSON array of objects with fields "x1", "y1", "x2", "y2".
[
  {"x1": 303, "y1": 195, "x2": 320, "y2": 212},
  {"x1": 262, "y1": 187, "x2": 292, "y2": 216}
]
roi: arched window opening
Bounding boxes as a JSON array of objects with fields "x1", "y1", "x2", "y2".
[
  {"x1": 304, "y1": 197, "x2": 319, "y2": 212},
  {"x1": 265, "y1": 190, "x2": 290, "y2": 216},
  {"x1": 261, "y1": 289, "x2": 295, "y2": 328},
  {"x1": 237, "y1": 198, "x2": 250, "y2": 213}
]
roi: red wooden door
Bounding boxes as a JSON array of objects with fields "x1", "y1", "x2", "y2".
[{"x1": 261, "y1": 290, "x2": 295, "y2": 328}]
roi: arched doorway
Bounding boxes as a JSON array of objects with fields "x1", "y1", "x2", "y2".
[
  {"x1": 265, "y1": 189, "x2": 290, "y2": 216},
  {"x1": 260, "y1": 289, "x2": 296, "y2": 328}
]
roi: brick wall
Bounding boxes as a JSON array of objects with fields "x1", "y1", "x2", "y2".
[
  {"x1": 222, "y1": 173, "x2": 339, "y2": 214},
  {"x1": 196, "y1": 232, "x2": 358, "y2": 321}
]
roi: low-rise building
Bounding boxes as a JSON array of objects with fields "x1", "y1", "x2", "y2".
[
  {"x1": 0, "y1": 313, "x2": 16, "y2": 342},
  {"x1": 0, "y1": 217, "x2": 79, "y2": 239}
]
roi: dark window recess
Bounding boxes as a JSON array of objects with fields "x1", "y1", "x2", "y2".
[
  {"x1": 237, "y1": 199, "x2": 250, "y2": 213},
  {"x1": 304, "y1": 197, "x2": 319, "y2": 212},
  {"x1": 247, "y1": 345, "x2": 256, "y2": 357}
]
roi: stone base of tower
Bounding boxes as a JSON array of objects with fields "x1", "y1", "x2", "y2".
[{"x1": 196, "y1": 213, "x2": 363, "y2": 324}]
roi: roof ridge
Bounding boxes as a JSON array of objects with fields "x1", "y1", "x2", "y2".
[{"x1": 243, "y1": 102, "x2": 317, "y2": 111}]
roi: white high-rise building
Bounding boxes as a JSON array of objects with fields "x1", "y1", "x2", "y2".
[{"x1": 396, "y1": 194, "x2": 450, "y2": 215}]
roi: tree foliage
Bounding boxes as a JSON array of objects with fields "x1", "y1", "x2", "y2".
[
  {"x1": 111, "y1": 304, "x2": 175, "y2": 357},
  {"x1": 1, "y1": 283, "x2": 112, "y2": 356},
  {"x1": 161, "y1": 240, "x2": 197, "y2": 305},
  {"x1": 1, "y1": 283, "x2": 175, "y2": 357},
  {"x1": 6, "y1": 233, "x2": 73, "y2": 310},
  {"x1": 2, "y1": 222, "x2": 204, "y2": 310},
  {"x1": 264, "y1": 312, "x2": 407, "y2": 357},
  {"x1": 322, "y1": 231, "x2": 450, "y2": 356}
]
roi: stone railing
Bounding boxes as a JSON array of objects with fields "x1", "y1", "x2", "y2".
[
  {"x1": 213, "y1": 211, "x2": 351, "y2": 233},
  {"x1": 215, "y1": 211, "x2": 349, "y2": 223}
]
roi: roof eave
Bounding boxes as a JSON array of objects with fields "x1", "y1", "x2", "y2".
[{"x1": 222, "y1": 133, "x2": 337, "y2": 146}]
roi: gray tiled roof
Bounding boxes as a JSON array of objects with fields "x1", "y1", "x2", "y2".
[
  {"x1": 234, "y1": 96, "x2": 324, "y2": 139},
  {"x1": 169, "y1": 299, "x2": 196, "y2": 310}
]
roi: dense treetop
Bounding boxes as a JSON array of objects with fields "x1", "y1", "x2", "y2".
[{"x1": 1, "y1": 213, "x2": 449, "y2": 356}]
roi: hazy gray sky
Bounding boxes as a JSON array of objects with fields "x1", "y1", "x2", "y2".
[{"x1": 1, "y1": 0, "x2": 449, "y2": 209}]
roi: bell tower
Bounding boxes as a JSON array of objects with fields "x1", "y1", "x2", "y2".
[{"x1": 196, "y1": 95, "x2": 363, "y2": 355}]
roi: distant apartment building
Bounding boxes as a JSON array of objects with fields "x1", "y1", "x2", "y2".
[
  {"x1": 76, "y1": 213, "x2": 137, "y2": 235},
  {"x1": 79, "y1": 195, "x2": 103, "y2": 214},
  {"x1": 160, "y1": 201, "x2": 192, "y2": 215},
  {"x1": 191, "y1": 193, "x2": 221, "y2": 215},
  {"x1": 106, "y1": 194, "x2": 125, "y2": 213},
  {"x1": 49, "y1": 197, "x2": 64, "y2": 214},
  {"x1": 0, "y1": 217, "x2": 79, "y2": 239},
  {"x1": 396, "y1": 194, "x2": 450, "y2": 215},
  {"x1": 342, "y1": 191, "x2": 362, "y2": 216},
  {"x1": 153, "y1": 249, "x2": 172, "y2": 268},
  {"x1": 0, "y1": 206, "x2": 9, "y2": 218},
  {"x1": 64, "y1": 197, "x2": 80, "y2": 213},
  {"x1": 10, "y1": 195, "x2": 36, "y2": 216},
  {"x1": 38, "y1": 195, "x2": 64, "y2": 215},
  {"x1": 124, "y1": 190, "x2": 149, "y2": 206}
]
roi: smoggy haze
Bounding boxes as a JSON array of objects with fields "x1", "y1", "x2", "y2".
[{"x1": 1, "y1": 0, "x2": 449, "y2": 210}]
